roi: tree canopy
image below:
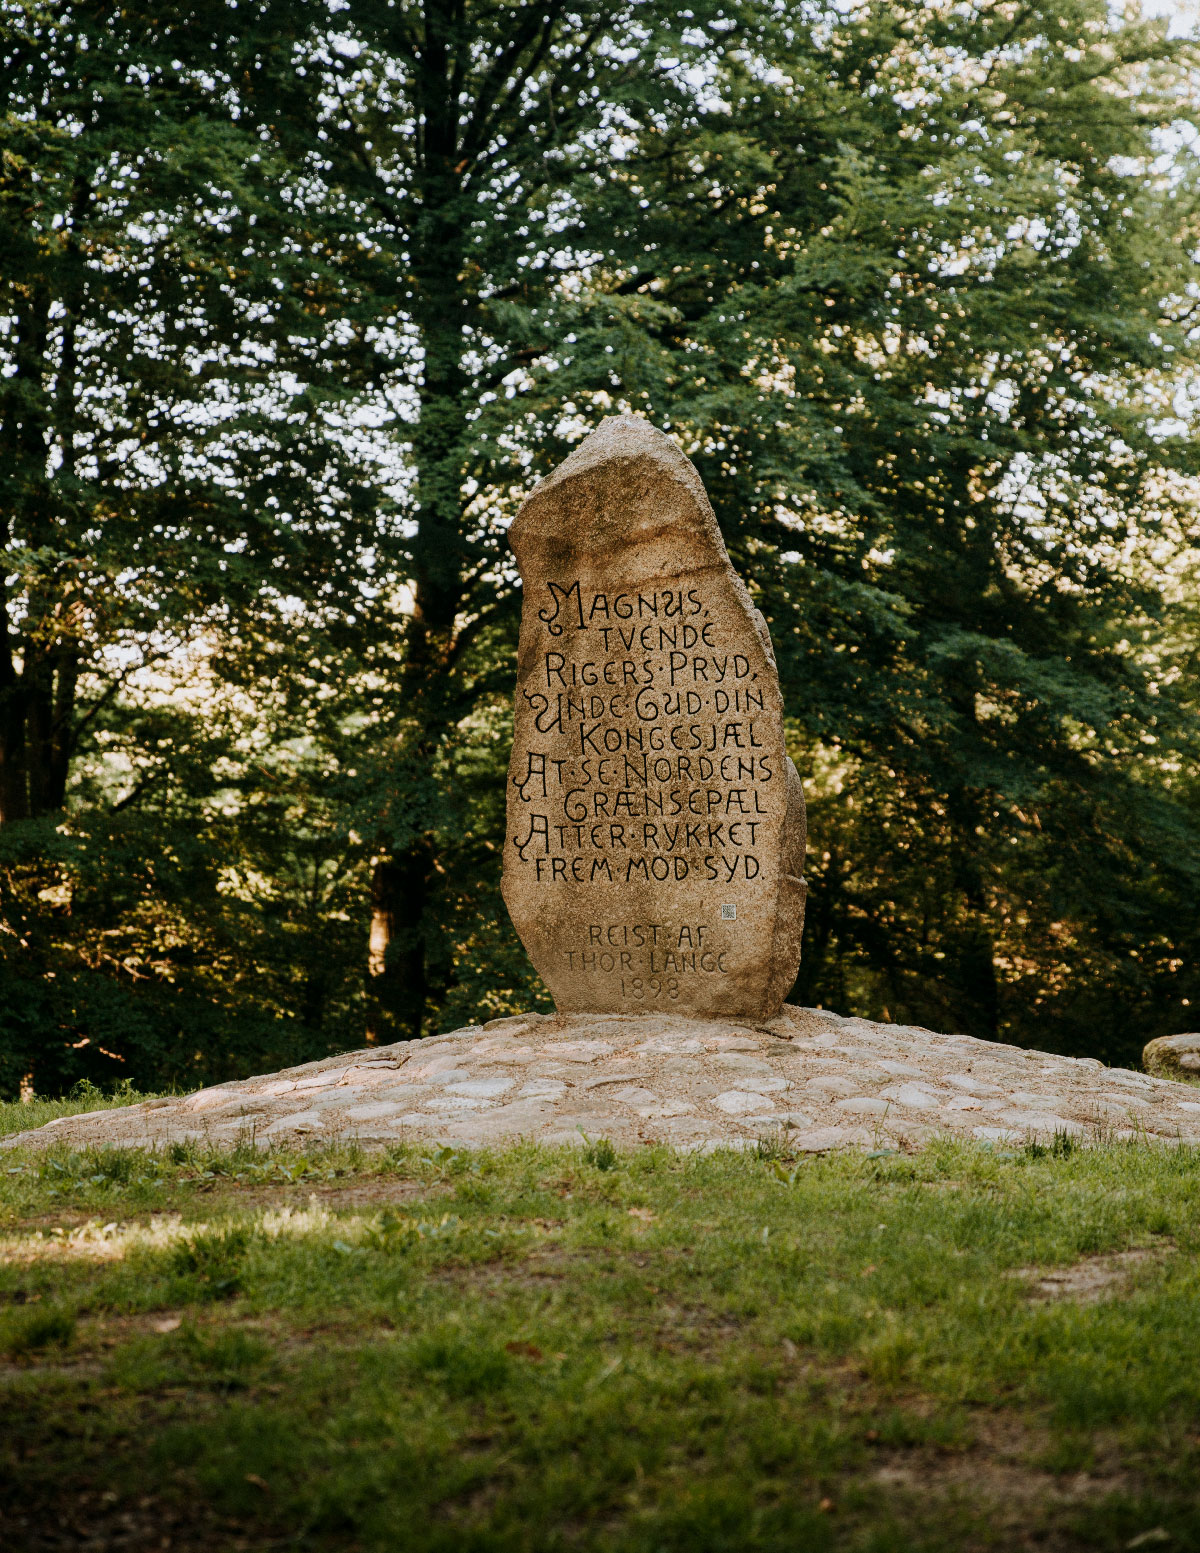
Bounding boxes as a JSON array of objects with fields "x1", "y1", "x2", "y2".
[{"x1": 2, "y1": 0, "x2": 1199, "y2": 1094}]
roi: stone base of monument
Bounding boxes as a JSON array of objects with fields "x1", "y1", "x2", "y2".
[{"x1": 6, "y1": 1007, "x2": 1200, "y2": 1154}]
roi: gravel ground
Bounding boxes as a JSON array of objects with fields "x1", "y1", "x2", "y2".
[{"x1": 7, "y1": 1005, "x2": 1200, "y2": 1154}]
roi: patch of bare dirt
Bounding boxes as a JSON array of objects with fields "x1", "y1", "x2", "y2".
[
  {"x1": 4, "y1": 1492, "x2": 263, "y2": 1552},
  {"x1": 2, "y1": 1176, "x2": 444, "y2": 1240},
  {"x1": 865, "y1": 1411, "x2": 1129, "y2": 1505},
  {"x1": 1009, "y1": 1242, "x2": 1174, "y2": 1304},
  {"x1": 304, "y1": 1176, "x2": 446, "y2": 1209}
]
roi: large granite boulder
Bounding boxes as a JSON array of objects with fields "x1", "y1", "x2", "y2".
[
  {"x1": 1143, "y1": 1032, "x2": 1200, "y2": 1082},
  {"x1": 501, "y1": 415, "x2": 806, "y2": 1021}
]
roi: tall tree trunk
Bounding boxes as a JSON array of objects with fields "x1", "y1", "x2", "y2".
[
  {"x1": 365, "y1": 5, "x2": 470, "y2": 1039},
  {"x1": 367, "y1": 845, "x2": 434, "y2": 1041},
  {"x1": 789, "y1": 841, "x2": 839, "y2": 1006},
  {"x1": 0, "y1": 178, "x2": 88, "y2": 826},
  {"x1": 26, "y1": 645, "x2": 78, "y2": 815},
  {"x1": 946, "y1": 690, "x2": 1000, "y2": 1041},
  {"x1": 0, "y1": 287, "x2": 52, "y2": 825},
  {"x1": 39, "y1": 194, "x2": 87, "y2": 817},
  {"x1": 0, "y1": 610, "x2": 27, "y2": 824}
]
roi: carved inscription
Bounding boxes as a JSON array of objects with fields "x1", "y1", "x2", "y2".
[
  {"x1": 511, "y1": 582, "x2": 772, "y2": 895},
  {"x1": 501, "y1": 415, "x2": 805, "y2": 1019}
]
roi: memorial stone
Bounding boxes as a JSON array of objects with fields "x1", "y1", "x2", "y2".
[{"x1": 501, "y1": 415, "x2": 807, "y2": 1020}]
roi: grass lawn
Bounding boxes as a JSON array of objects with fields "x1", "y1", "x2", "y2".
[{"x1": 1, "y1": 1106, "x2": 1199, "y2": 1551}]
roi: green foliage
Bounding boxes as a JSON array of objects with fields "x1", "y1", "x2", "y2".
[{"x1": 2, "y1": 0, "x2": 1200, "y2": 1087}]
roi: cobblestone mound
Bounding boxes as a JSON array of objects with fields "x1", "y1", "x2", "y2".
[{"x1": 7, "y1": 1006, "x2": 1200, "y2": 1154}]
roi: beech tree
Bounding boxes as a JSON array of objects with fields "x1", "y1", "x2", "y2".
[
  {"x1": 0, "y1": 0, "x2": 380, "y2": 1085},
  {"x1": 0, "y1": 0, "x2": 376, "y2": 821}
]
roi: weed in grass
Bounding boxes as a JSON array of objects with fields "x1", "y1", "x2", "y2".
[
  {"x1": 364, "y1": 1209, "x2": 422, "y2": 1254},
  {"x1": 583, "y1": 1135, "x2": 618, "y2": 1171},
  {"x1": 454, "y1": 1175, "x2": 496, "y2": 1205},
  {"x1": 363, "y1": 1209, "x2": 463, "y2": 1254},
  {"x1": 182, "y1": 1138, "x2": 355, "y2": 1185},
  {"x1": 67, "y1": 1078, "x2": 108, "y2": 1106},
  {"x1": 1024, "y1": 1132, "x2": 1079, "y2": 1161},
  {"x1": 429, "y1": 1144, "x2": 485, "y2": 1179},
  {"x1": 66, "y1": 1077, "x2": 147, "y2": 1108},
  {"x1": 865, "y1": 1151, "x2": 920, "y2": 1183},
  {"x1": 2, "y1": 1304, "x2": 75, "y2": 1357},
  {"x1": 176, "y1": 1324, "x2": 274, "y2": 1388},
  {"x1": 408, "y1": 1331, "x2": 515, "y2": 1398},
  {"x1": 870, "y1": 1407, "x2": 974, "y2": 1451},
  {"x1": 862, "y1": 1324, "x2": 920, "y2": 1388},
  {"x1": 171, "y1": 1225, "x2": 258, "y2": 1299},
  {"x1": 42, "y1": 1148, "x2": 139, "y2": 1188}
]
